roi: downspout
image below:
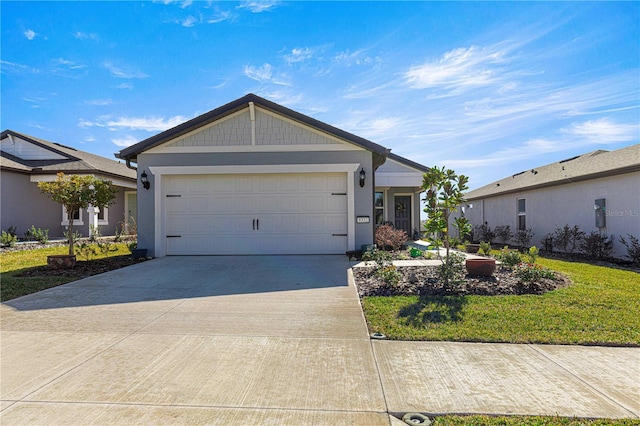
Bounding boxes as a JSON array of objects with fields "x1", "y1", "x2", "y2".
[{"x1": 125, "y1": 158, "x2": 137, "y2": 171}]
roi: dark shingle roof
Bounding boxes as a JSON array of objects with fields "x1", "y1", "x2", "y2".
[
  {"x1": 465, "y1": 144, "x2": 640, "y2": 200},
  {"x1": 1, "y1": 130, "x2": 136, "y2": 181},
  {"x1": 116, "y1": 93, "x2": 391, "y2": 161}
]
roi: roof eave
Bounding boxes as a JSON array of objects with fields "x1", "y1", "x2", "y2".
[{"x1": 465, "y1": 164, "x2": 640, "y2": 201}]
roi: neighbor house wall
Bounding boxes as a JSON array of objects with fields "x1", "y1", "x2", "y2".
[
  {"x1": 0, "y1": 169, "x2": 128, "y2": 239},
  {"x1": 136, "y1": 150, "x2": 375, "y2": 256},
  {"x1": 461, "y1": 171, "x2": 640, "y2": 258},
  {"x1": 1, "y1": 169, "x2": 63, "y2": 237}
]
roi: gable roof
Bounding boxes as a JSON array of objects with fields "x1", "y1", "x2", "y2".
[
  {"x1": 116, "y1": 93, "x2": 391, "y2": 161},
  {"x1": 1, "y1": 130, "x2": 136, "y2": 181},
  {"x1": 465, "y1": 144, "x2": 640, "y2": 200}
]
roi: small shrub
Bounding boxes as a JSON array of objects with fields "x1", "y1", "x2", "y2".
[
  {"x1": 1, "y1": 230, "x2": 18, "y2": 247},
  {"x1": 479, "y1": 241, "x2": 492, "y2": 255},
  {"x1": 375, "y1": 224, "x2": 407, "y2": 251},
  {"x1": 376, "y1": 265, "x2": 402, "y2": 286},
  {"x1": 437, "y1": 251, "x2": 466, "y2": 290},
  {"x1": 580, "y1": 231, "x2": 613, "y2": 260},
  {"x1": 24, "y1": 225, "x2": 49, "y2": 244},
  {"x1": 494, "y1": 225, "x2": 513, "y2": 245},
  {"x1": 528, "y1": 246, "x2": 539, "y2": 263},
  {"x1": 514, "y1": 262, "x2": 556, "y2": 284},
  {"x1": 89, "y1": 224, "x2": 102, "y2": 243},
  {"x1": 76, "y1": 242, "x2": 97, "y2": 261},
  {"x1": 619, "y1": 234, "x2": 640, "y2": 265},
  {"x1": 541, "y1": 233, "x2": 554, "y2": 252},
  {"x1": 495, "y1": 246, "x2": 522, "y2": 269},
  {"x1": 64, "y1": 230, "x2": 82, "y2": 245},
  {"x1": 97, "y1": 240, "x2": 116, "y2": 257},
  {"x1": 7, "y1": 226, "x2": 17, "y2": 237},
  {"x1": 514, "y1": 228, "x2": 534, "y2": 251},
  {"x1": 553, "y1": 224, "x2": 585, "y2": 254},
  {"x1": 362, "y1": 248, "x2": 393, "y2": 269},
  {"x1": 127, "y1": 241, "x2": 138, "y2": 252},
  {"x1": 473, "y1": 224, "x2": 495, "y2": 243}
]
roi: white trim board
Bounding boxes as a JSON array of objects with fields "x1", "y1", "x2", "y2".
[{"x1": 148, "y1": 164, "x2": 360, "y2": 257}]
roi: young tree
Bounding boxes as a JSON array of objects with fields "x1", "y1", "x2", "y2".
[
  {"x1": 422, "y1": 166, "x2": 470, "y2": 260},
  {"x1": 38, "y1": 173, "x2": 117, "y2": 256}
]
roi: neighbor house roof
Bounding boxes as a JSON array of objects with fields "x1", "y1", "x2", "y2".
[
  {"x1": 116, "y1": 93, "x2": 391, "y2": 161},
  {"x1": 465, "y1": 144, "x2": 640, "y2": 200},
  {"x1": 1, "y1": 130, "x2": 136, "y2": 181}
]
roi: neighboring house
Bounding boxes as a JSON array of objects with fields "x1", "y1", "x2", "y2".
[
  {"x1": 458, "y1": 144, "x2": 640, "y2": 259},
  {"x1": 116, "y1": 93, "x2": 428, "y2": 256},
  {"x1": 1, "y1": 130, "x2": 137, "y2": 239}
]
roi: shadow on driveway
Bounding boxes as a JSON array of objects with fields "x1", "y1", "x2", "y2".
[{"x1": 4, "y1": 255, "x2": 352, "y2": 311}]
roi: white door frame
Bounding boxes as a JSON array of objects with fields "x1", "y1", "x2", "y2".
[{"x1": 149, "y1": 164, "x2": 360, "y2": 257}]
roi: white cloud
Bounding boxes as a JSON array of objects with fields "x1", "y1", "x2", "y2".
[
  {"x1": 237, "y1": 1, "x2": 280, "y2": 13},
  {"x1": 24, "y1": 29, "x2": 36, "y2": 40},
  {"x1": 334, "y1": 49, "x2": 376, "y2": 67},
  {"x1": 179, "y1": 15, "x2": 198, "y2": 27},
  {"x1": 83, "y1": 136, "x2": 96, "y2": 143},
  {"x1": 243, "y1": 63, "x2": 290, "y2": 86},
  {"x1": 284, "y1": 47, "x2": 315, "y2": 64},
  {"x1": 84, "y1": 99, "x2": 113, "y2": 106},
  {"x1": 111, "y1": 135, "x2": 139, "y2": 147},
  {"x1": 207, "y1": 10, "x2": 233, "y2": 23},
  {"x1": 74, "y1": 31, "x2": 99, "y2": 41},
  {"x1": 405, "y1": 45, "x2": 507, "y2": 90},
  {"x1": 115, "y1": 83, "x2": 134, "y2": 90},
  {"x1": 181, "y1": 0, "x2": 192, "y2": 8},
  {"x1": 103, "y1": 62, "x2": 149, "y2": 79},
  {"x1": 565, "y1": 118, "x2": 639, "y2": 144},
  {"x1": 80, "y1": 115, "x2": 189, "y2": 132}
]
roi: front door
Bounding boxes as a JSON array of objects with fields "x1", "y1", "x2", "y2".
[
  {"x1": 125, "y1": 192, "x2": 137, "y2": 233},
  {"x1": 394, "y1": 195, "x2": 411, "y2": 237}
]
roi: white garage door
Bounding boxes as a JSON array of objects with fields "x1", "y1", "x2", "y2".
[{"x1": 164, "y1": 173, "x2": 348, "y2": 255}]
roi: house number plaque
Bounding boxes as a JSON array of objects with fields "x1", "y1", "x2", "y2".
[{"x1": 356, "y1": 216, "x2": 370, "y2": 224}]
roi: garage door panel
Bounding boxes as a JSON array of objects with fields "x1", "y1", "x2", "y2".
[{"x1": 164, "y1": 173, "x2": 348, "y2": 255}]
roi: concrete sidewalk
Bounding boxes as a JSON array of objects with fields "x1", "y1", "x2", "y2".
[{"x1": 1, "y1": 256, "x2": 638, "y2": 425}]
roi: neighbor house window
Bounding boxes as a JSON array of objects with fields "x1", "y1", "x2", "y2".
[
  {"x1": 517, "y1": 198, "x2": 526, "y2": 230},
  {"x1": 61, "y1": 207, "x2": 83, "y2": 226},
  {"x1": 595, "y1": 198, "x2": 606, "y2": 228},
  {"x1": 374, "y1": 191, "x2": 385, "y2": 225},
  {"x1": 97, "y1": 206, "x2": 109, "y2": 225}
]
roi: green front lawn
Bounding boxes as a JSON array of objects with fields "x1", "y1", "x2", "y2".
[
  {"x1": 362, "y1": 258, "x2": 640, "y2": 345},
  {"x1": 0, "y1": 243, "x2": 132, "y2": 302},
  {"x1": 429, "y1": 415, "x2": 639, "y2": 425}
]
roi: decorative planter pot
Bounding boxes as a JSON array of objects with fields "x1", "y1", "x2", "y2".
[
  {"x1": 465, "y1": 258, "x2": 496, "y2": 276},
  {"x1": 465, "y1": 243, "x2": 480, "y2": 254},
  {"x1": 47, "y1": 254, "x2": 76, "y2": 270},
  {"x1": 131, "y1": 248, "x2": 148, "y2": 259}
]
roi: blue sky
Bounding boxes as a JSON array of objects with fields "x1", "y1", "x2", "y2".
[{"x1": 2, "y1": 1, "x2": 638, "y2": 190}]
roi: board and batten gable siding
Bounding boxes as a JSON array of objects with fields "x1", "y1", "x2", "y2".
[
  {"x1": 157, "y1": 107, "x2": 345, "y2": 150},
  {"x1": 459, "y1": 171, "x2": 640, "y2": 258}
]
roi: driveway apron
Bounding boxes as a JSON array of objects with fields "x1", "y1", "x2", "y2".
[{"x1": 1, "y1": 256, "x2": 389, "y2": 425}]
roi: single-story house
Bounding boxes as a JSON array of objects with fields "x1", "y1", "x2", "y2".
[
  {"x1": 116, "y1": 93, "x2": 429, "y2": 256},
  {"x1": 1, "y1": 130, "x2": 137, "y2": 239},
  {"x1": 458, "y1": 144, "x2": 640, "y2": 259}
]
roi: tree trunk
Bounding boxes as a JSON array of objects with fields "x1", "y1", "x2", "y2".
[{"x1": 67, "y1": 208, "x2": 75, "y2": 256}]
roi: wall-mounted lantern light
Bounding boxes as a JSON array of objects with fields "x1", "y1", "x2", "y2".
[
  {"x1": 141, "y1": 170, "x2": 150, "y2": 190},
  {"x1": 359, "y1": 167, "x2": 366, "y2": 188}
]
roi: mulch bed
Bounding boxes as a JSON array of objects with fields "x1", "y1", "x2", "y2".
[
  {"x1": 353, "y1": 265, "x2": 571, "y2": 297},
  {"x1": 16, "y1": 255, "x2": 147, "y2": 278}
]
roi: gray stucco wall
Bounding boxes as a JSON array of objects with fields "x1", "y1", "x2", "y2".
[
  {"x1": 1, "y1": 170, "x2": 128, "y2": 239},
  {"x1": 136, "y1": 150, "x2": 375, "y2": 255},
  {"x1": 455, "y1": 171, "x2": 640, "y2": 259}
]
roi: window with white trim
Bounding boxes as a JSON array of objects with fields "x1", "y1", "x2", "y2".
[
  {"x1": 97, "y1": 206, "x2": 109, "y2": 225},
  {"x1": 517, "y1": 198, "x2": 526, "y2": 231},
  {"x1": 61, "y1": 207, "x2": 83, "y2": 226}
]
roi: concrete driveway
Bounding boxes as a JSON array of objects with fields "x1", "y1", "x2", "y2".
[
  {"x1": 1, "y1": 256, "x2": 389, "y2": 425},
  {"x1": 2, "y1": 256, "x2": 638, "y2": 424}
]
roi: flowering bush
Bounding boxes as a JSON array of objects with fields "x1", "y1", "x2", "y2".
[
  {"x1": 375, "y1": 224, "x2": 407, "y2": 251},
  {"x1": 514, "y1": 262, "x2": 556, "y2": 284}
]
